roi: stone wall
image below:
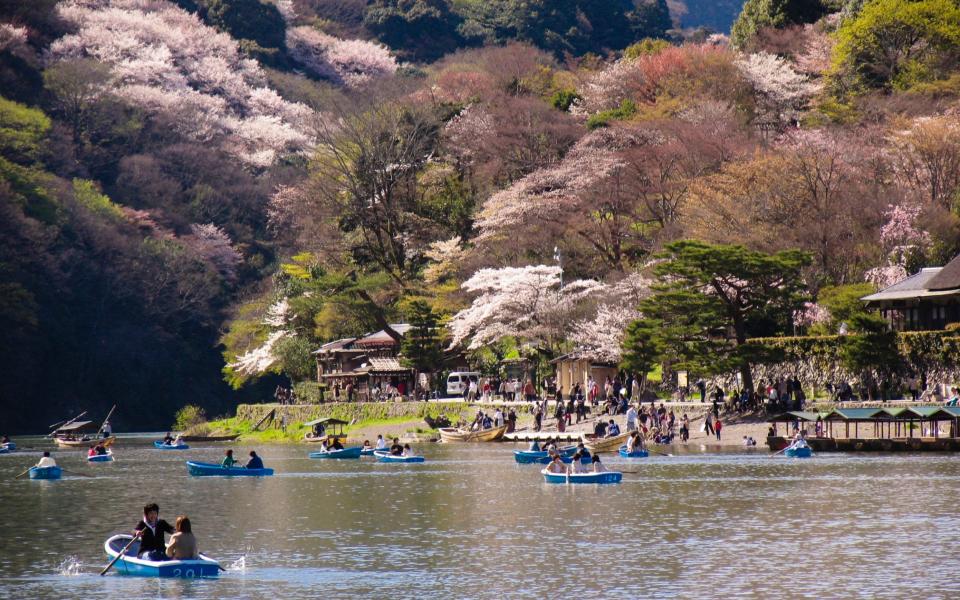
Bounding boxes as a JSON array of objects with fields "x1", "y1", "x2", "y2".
[{"x1": 235, "y1": 401, "x2": 472, "y2": 426}]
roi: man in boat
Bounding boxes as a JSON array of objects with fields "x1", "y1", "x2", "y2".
[
  {"x1": 134, "y1": 503, "x2": 175, "y2": 561},
  {"x1": 36, "y1": 451, "x2": 57, "y2": 468},
  {"x1": 163, "y1": 432, "x2": 175, "y2": 445},
  {"x1": 329, "y1": 438, "x2": 344, "y2": 451},
  {"x1": 606, "y1": 420, "x2": 621, "y2": 437},
  {"x1": 389, "y1": 438, "x2": 403, "y2": 456},
  {"x1": 375, "y1": 435, "x2": 387, "y2": 450},
  {"x1": 101, "y1": 420, "x2": 112, "y2": 439},
  {"x1": 246, "y1": 451, "x2": 264, "y2": 469}
]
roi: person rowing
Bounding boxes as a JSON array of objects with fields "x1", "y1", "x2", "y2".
[
  {"x1": 576, "y1": 441, "x2": 591, "y2": 461},
  {"x1": 162, "y1": 432, "x2": 175, "y2": 445},
  {"x1": 389, "y1": 438, "x2": 403, "y2": 456},
  {"x1": 134, "y1": 502, "x2": 175, "y2": 561},
  {"x1": 36, "y1": 451, "x2": 57, "y2": 469},
  {"x1": 245, "y1": 451, "x2": 264, "y2": 469}
]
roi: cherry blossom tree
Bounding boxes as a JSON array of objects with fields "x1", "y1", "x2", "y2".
[
  {"x1": 735, "y1": 51, "x2": 819, "y2": 125},
  {"x1": 183, "y1": 223, "x2": 242, "y2": 283},
  {"x1": 448, "y1": 265, "x2": 605, "y2": 352},
  {"x1": 48, "y1": 0, "x2": 314, "y2": 167},
  {"x1": 286, "y1": 25, "x2": 398, "y2": 88}
]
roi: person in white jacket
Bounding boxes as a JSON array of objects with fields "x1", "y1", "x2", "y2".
[{"x1": 36, "y1": 451, "x2": 57, "y2": 468}]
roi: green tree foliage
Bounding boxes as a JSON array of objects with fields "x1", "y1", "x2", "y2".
[
  {"x1": 832, "y1": 0, "x2": 960, "y2": 91},
  {"x1": 623, "y1": 38, "x2": 672, "y2": 60},
  {"x1": 731, "y1": 0, "x2": 832, "y2": 48},
  {"x1": 810, "y1": 283, "x2": 875, "y2": 334},
  {"x1": 456, "y1": 0, "x2": 671, "y2": 57},
  {"x1": 840, "y1": 313, "x2": 900, "y2": 395},
  {"x1": 401, "y1": 300, "x2": 443, "y2": 374},
  {"x1": 365, "y1": 0, "x2": 465, "y2": 62},
  {"x1": 624, "y1": 240, "x2": 812, "y2": 392},
  {"x1": 184, "y1": 0, "x2": 287, "y2": 50},
  {"x1": 173, "y1": 404, "x2": 208, "y2": 430},
  {"x1": 586, "y1": 99, "x2": 638, "y2": 129}
]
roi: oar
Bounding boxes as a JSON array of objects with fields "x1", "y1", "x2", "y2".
[
  {"x1": 100, "y1": 531, "x2": 142, "y2": 576},
  {"x1": 61, "y1": 468, "x2": 94, "y2": 478},
  {"x1": 647, "y1": 447, "x2": 673, "y2": 457},
  {"x1": 769, "y1": 445, "x2": 790, "y2": 458},
  {"x1": 13, "y1": 467, "x2": 31, "y2": 479}
]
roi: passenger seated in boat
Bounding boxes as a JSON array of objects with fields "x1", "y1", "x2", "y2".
[
  {"x1": 221, "y1": 449, "x2": 238, "y2": 468},
  {"x1": 546, "y1": 455, "x2": 566, "y2": 474},
  {"x1": 163, "y1": 432, "x2": 175, "y2": 445},
  {"x1": 402, "y1": 444, "x2": 415, "y2": 457},
  {"x1": 246, "y1": 451, "x2": 264, "y2": 469},
  {"x1": 330, "y1": 438, "x2": 344, "y2": 451},
  {"x1": 390, "y1": 438, "x2": 404, "y2": 455},
  {"x1": 591, "y1": 455, "x2": 607, "y2": 473},
  {"x1": 88, "y1": 445, "x2": 98, "y2": 457},
  {"x1": 375, "y1": 435, "x2": 387, "y2": 450},
  {"x1": 36, "y1": 451, "x2": 56, "y2": 468},
  {"x1": 362, "y1": 440, "x2": 373, "y2": 451},
  {"x1": 134, "y1": 503, "x2": 175, "y2": 561},
  {"x1": 626, "y1": 432, "x2": 639, "y2": 453},
  {"x1": 529, "y1": 440, "x2": 541, "y2": 452},
  {"x1": 593, "y1": 420, "x2": 608, "y2": 438},
  {"x1": 173, "y1": 434, "x2": 184, "y2": 446},
  {"x1": 482, "y1": 415, "x2": 493, "y2": 429},
  {"x1": 570, "y1": 452, "x2": 588, "y2": 474},
  {"x1": 166, "y1": 515, "x2": 198, "y2": 560},
  {"x1": 606, "y1": 420, "x2": 621, "y2": 437},
  {"x1": 96, "y1": 443, "x2": 108, "y2": 455}
]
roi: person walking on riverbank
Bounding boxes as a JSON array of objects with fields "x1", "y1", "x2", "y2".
[
  {"x1": 715, "y1": 418, "x2": 723, "y2": 441},
  {"x1": 703, "y1": 413, "x2": 715, "y2": 437},
  {"x1": 534, "y1": 405, "x2": 543, "y2": 432},
  {"x1": 626, "y1": 404, "x2": 638, "y2": 433}
]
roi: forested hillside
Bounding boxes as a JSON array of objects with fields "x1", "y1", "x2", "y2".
[{"x1": 1, "y1": 0, "x2": 959, "y2": 431}]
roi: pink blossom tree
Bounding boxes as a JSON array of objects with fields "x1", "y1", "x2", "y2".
[{"x1": 286, "y1": 26, "x2": 398, "y2": 88}]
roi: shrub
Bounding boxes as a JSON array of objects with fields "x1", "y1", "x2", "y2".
[{"x1": 173, "y1": 405, "x2": 207, "y2": 431}]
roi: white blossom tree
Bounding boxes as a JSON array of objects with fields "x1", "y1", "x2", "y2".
[
  {"x1": 286, "y1": 26, "x2": 398, "y2": 88},
  {"x1": 736, "y1": 51, "x2": 819, "y2": 125}
]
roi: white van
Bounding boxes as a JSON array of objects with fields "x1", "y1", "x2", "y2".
[{"x1": 446, "y1": 372, "x2": 480, "y2": 397}]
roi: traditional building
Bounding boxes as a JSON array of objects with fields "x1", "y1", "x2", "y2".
[
  {"x1": 862, "y1": 258, "x2": 960, "y2": 331},
  {"x1": 313, "y1": 324, "x2": 414, "y2": 400},
  {"x1": 550, "y1": 352, "x2": 617, "y2": 395}
]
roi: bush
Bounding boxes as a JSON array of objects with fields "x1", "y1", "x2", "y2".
[
  {"x1": 173, "y1": 405, "x2": 207, "y2": 431},
  {"x1": 549, "y1": 88, "x2": 580, "y2": 111},
  {"x1": 586, "y1": 99, "x2": 637, "y2": 129}
]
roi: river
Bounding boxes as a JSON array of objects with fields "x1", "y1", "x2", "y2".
[{"x1": 1, "y1": 435, "x2": 959, "y2": 598}]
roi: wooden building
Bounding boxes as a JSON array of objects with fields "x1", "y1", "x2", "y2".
[
  {"x1": 313, "y1": 324, "x2": 414, "y2": 401},
  {"x1": 550, "y1": 352, "x2": 617, "y2": 395},
  {"x1": 862, "y1": 258, "x2": 960, "y2": 331}
]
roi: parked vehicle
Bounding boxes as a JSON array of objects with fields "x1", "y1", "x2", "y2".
[{"x1": 446, "y1": 372, "x2": 480, "y2": 397}]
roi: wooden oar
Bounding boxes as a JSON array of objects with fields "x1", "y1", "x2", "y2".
[
  {"x1": 769, "y1": 445, "x2": 790, "y2": 458},
  {"x1": 60, "y1": 468, "x2": 94, "y2": 478},
  {"x1": 13, "y1": 467, "x2": 31, "y2": 479},
  {"x1": 100, "y1": 531, "x2": 142, "y2": 576},
  {"x1": 646, "y1": 447, "x2": 673, "y2": 457}
]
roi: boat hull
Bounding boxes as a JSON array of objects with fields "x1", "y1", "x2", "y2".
[
  {"x1": 29, "y1": 466, "x2": 62, "y2": 479},
  {"x1": 583, "y1": 433, "x2": 629, "y2": 453},
  {"x1": 309, "y1": 447, "x2": 362, "y2": 459},
  {"x1": 514, "y1": 450, "x2": 588, "y2": 465},
  {"x1": 0, "y1": 446, "x2": 8, "y2": 455},
  {"x1": 374, "y1": 451, "x2": 425, "y2": 463},
  {"x1": 541, "y1": 469, "x2": 622, "y2": 484},
  {"x1": 56, "y1": 435, "x2": 115, "y2": 448},
  {"x1": 618, "y1": 445, "x2": 649, "y2": 458},
  {"x1": 438, "y1": 424, "x2": 507, "y2": 443},
  {"x1": 186, "y1": 461, "x2": 274, "y2": 477},
  {"x1": 104, "y1": 535, "x2": 220, "y2": 578},
  {"x1": 360, "y1": 447, "x2": 377, "y2": 456},
  {"x1": 88, "y1": 452, "x2": 114, "y2": 462},
  {"x1": 2, "y1": 442, "x2": 15, "y2": 451},
  {"x1": 154, "y1": 441, "x2": 190, "y2": 450},
  {"x1": 784, "y1": 446, "x2": 813, "y2": 458}
]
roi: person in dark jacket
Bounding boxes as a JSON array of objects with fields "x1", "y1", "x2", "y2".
[
  {"x1": 134, "y1": 503, "x2": 175, "y2": 561},
  {"x1": 245, "y1": 451, "x2": 264, "y2": 469}
]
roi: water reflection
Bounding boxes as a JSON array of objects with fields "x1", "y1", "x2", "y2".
[{"x1": 0, "y1": 437, "x2": 959, "y2": 598}]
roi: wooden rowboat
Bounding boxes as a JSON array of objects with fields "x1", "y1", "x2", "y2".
[
  {"x1": 154, "y1": 441, "x2": 190, "y2": 450},
  {"x1": 438, "y1": 424, "x2": 507, "y2": 443},
  {"x1": 104, "y1": 534, "x2": 220, "y2": 578},
  {"x1": 185, "y1": 461, "x2": 274, "y2": 477},
  {"x1": 583, "y1": 432, "x2": 629, "y2": 453},
  {"x1": 29, "y1": 466, "x2": 62, "y2": 479},
  {"x1": 541, "y1": 468, "x2": 622, "y2": 484},
  {"x1": 55, "y1": 435, "x2": 115, "y2": 448},
  {"x1": 373, "y1": 451, "x2": 425, "y2": 463},
  {"x1": 618, "y1": 445, "x2": 649, "y2": 458},
  {"x1": 308, "y1": 446, "x2": 362, "y2": 459}
]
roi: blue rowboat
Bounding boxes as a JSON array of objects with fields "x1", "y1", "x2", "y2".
[
  {"x1": 784, "y1": 446, "x2": 813, "y2": 458},
  {"x1": 186, "y1": 461, "x2": 274, "y2": 477},
  {"x1": 2, "y1": 442, "x2": 15, "y2": 451},
  {"x1": 360, "y1": 447, "x2": 378, "y2": 456},
  {"x1": 88, "y1": 451, "x2": 114, "y2": 462},
  {"x1": 104, "y1": 534, "x2": 220, "y2": 577},
  {"x1": 373, "y1": 451, "x2": 425, "y2": 463},
  {"x1": 514, "y1": 452, "x2": 590, "y2": 465},
  {"x1": 513, "y1": 446, "x2": 577, "y2": 464},
  {"x1": 154, "y1": 441, "x2": 190, "y2": 450},
  {"x1": 618, "y1": 445, "x2": 649, "y2": 458},
  {"x1": 309, "y1": 447, "x2": 362, "y2": 459},
  {"x1": 0, "y1": 446, "x2": 8, "y2": 455},
  {"x1": 29, "y1": 466, "x2": 62, "y2": 479},
  {"x1": 541, "y1": 468, "x2": 622, "y2": 484}
]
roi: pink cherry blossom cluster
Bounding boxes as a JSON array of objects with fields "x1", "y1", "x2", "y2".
[{"x1": 286, "y1": 26, "x2": 398, "y2": 88}]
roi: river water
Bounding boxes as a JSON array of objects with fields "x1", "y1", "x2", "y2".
[{"x1": 1, "y1": 435, "x2": 959, "y2": 599}]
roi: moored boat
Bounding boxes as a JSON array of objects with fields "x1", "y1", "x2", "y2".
[
  {"x1": 104, "y1": 534, "x2": 220, "y2": 577},
  {"x1": 308, "y1": 446, "x2": 362, "y2": 459},
  {"x1": 29, "y1": 466, "x2": 62, "y2": 479},
  {"x1": 303, "y1": 418, "x2": 349, "y2": 444},
  {"x1": 618, "y1": 445, "x2": 649, "y2": 458},
  {"x1": 438, "y1": 424, "x2": 507, "y2": 443},
  {"x1": 88, "y1": 451, "x2": 114, "y2": 462},
  {"x1": 583, "y1": 432, "x2": 629, "y2": 453},
  {"x1": 784, "y1": 446, "x2": 813, "y2": 458},
  {"x1": 154, "y1": 441, "x2": 190, "y2": 450},
  {"x1": 541, "y1": 468, "x2": 622, "y2": 484},
  {"x1": 185, "y1": 461, "x2": 274, "y2": 477},
  {"x1": 513, "y1": 447, "x2": 584, "y2": 464},
  {"x1": 373, "y1": 451, "x2": 425, "y2": 463},
  {"x1": 55, "y1": 435, "x2": 116, "y2": 448}
]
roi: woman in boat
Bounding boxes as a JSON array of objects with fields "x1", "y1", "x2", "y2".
[
  {"x1": 221, "y1": 449, "x2": 238, "y2": 468},
  {"x1": 165, "y1": 515, "x2": 199, "y2": 560},
  {"x1": 134, "y1": 503, "x2": 175, "y2": 561},
  {"x1": 591, "y1": 454, "x2": 607, "y2": 473},
  {"x1": 546, "y1": 455, "x2": 566, "y2": 474},
  {"x1": 246, "y1": 451, "x2": 264, "y2": 469},
  {"x1": 626, "y1": 431, "x2": 638, "y2": 453},
  {"x1": 570, "y1": 452, "x2": 588, "y2": 474},
  {"x1": 362, "y1": 439, "x2": 373, "y2": 451},
  {"x1": 88, "y1": 444, "x2": 98, "y2": 457},
  {"x1": 402, "y1": 444, "x2": 415, "y2": 457}
]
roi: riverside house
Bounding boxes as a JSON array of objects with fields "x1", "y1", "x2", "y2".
[
  {"x1": 314, "y1": 324, "x2": 414, "y2": 401},
  {"x1": 862, "y1": 256, "x2": 960, "y2": 331}
]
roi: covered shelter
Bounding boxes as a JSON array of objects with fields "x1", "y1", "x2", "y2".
[{"x1": 861, "y1": 258, "x2": 960, "y2": 330}]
